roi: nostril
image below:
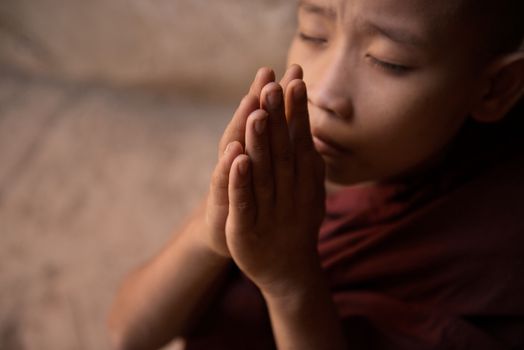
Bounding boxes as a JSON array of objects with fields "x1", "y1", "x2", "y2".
[{"x1": 308, "y1": 95, "x2": 353, "y2": 121}]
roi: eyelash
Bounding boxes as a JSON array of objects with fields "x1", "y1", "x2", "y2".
[
  {"x1": 367, "y1": 55, "x2": 412, "y2": 74},
  {"x1": 298, "y1": 33, "x2": 412, "y2": 75},
  {"x1": 298, "y1": 32, "x2": 328, "y2": 45}
]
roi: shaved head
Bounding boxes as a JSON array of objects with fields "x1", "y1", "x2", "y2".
[{"x1": 458, "y1": 0, "x2": 524, "y2": 54}]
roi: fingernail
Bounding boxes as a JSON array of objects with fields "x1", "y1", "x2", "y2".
[
  {"x1": 257, "y1": 67, "x2": 272, "y2": 81},
  {"x1": 256, "y1": 68, "x2": 264, "y2": 80},
  {"x1": 238, "y1": 158, "x2": 249, "y2": 175},
  {"x1": 267, "y1": 90, "x2": 282, "y2": 109},
  {"x1": 294, "y1": 82, "x2": 306, "y2": 101},
  {"x1": 224, "y1": 142, "x2": 233, "y2": 154},
  {"x1": 254, "y1": 117, "x2": 267, "y2": 135}
]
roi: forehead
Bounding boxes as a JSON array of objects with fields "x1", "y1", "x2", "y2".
[
  {"x1": 300, "y1": 0, "x2": 466, "y2": 44},
  {"x1": 301, "y1": 0, "x2": 463, "y2": 18}
]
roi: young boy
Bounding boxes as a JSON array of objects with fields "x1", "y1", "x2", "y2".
[{"x1": 108, "y1": 0, "x2": 524, "y2": 349}]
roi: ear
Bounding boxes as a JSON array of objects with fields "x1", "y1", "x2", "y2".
[{"x1": 471, "y1": 52, "x2": 524, "y2": 123}]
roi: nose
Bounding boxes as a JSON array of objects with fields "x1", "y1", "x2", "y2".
[{"x1": 306, "y1": 50, "x2": 354, "y2": 121}]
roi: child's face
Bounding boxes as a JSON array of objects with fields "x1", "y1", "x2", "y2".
[{"x1": 288, "y1": 0, "x2": 485, "y2": 184}]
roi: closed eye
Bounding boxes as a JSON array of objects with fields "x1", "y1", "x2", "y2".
[
  {"x1": 298, "y1": 32, "x2": 328, "y2": 45},
  {"x1": 367, "y1": 55, "x2": 412, "y2": 75}
]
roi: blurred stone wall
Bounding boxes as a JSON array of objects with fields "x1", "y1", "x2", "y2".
[{"x1": 0, "y1": 0, "x2": 297, "y2": 98}]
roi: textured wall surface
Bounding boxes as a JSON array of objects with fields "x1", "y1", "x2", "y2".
[{"x1": 0, "y1": 0, "x2": 296, "y2": 97}]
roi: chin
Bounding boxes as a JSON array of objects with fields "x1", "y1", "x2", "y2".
[
  {"x1": 322, "y1": 153, "x2": 419, "y2": 186},
  {"x1": 324, "y1": 164, "x2": 377, "y2": 186}
]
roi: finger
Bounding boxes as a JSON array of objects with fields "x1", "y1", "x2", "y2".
[
  {"x1": 218, "y1": 68, "x2": 275, "y2": 156},
  {"x1": 227, "y1": 155, "x2": 256, "y2": 234},
  {"x1": 285, "y1": 80, "x2": 325, "y2": 203},
  {"x1": 248, "y1": 67, "x2": 276, "y2": 99},
  {"x1": 260, "y1": 83, "x2": 294, "y2": 208},
  {"x1": 279, "y1": 64, "x2": 303, "y2": 96},
  {"x1": 245, "y1": 109, "x2": 273, "y2": 213},
  {"x1": 286, "y1": 79, "x2": 315, "y2": 154},
  {"x1": 280, "y1": 65, "x2": 303, "y2": 124},
  {"x1": 208, "y1": 141, "x2": 244, "y2": 223},
  {"x1": 218, "y1": 94, "x2": 259, "y2": 157}
]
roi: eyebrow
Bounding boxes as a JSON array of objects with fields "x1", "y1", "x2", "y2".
[
  {"x1": 361, "y1": 20, "x2": 428, "y2": 48},
  {"x1": 298, "y1": 0, "x2": 336, "y2": 19},
  {"x1": 298, "y1": 2, "x2": 429, "y2": 48}
]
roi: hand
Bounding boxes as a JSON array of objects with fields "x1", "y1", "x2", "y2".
[
  {"x1": 225, "y1": 65, "x2": 326, "y2": 297},
  {"x1": 202, "y1": 66, "x2": 306, "y2": 258}
]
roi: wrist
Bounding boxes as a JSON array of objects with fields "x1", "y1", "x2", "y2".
[
  {"x1": 184, "y1": 211, "x2": 232, "y2": 266},
  {"x1": 261, "y1": 265, "x2": 347, "y2": 350},
  {"x1": 260, "y1": 261, "x2": 327, "y2": 304},
  {"x1": 192, "y1": 223, "x2": 232, "y2": 263}
]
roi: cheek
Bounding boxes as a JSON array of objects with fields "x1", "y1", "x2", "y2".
[
  {"x1": 352, "y1": 71, "x2": 470, "y2": 172},
  {"x1": 361, "y1": 68, "x2": 470, "y2": 134}
]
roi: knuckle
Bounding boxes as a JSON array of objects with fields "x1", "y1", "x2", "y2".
[
  {"x1": 235, "y1": 200, "x2": 251, "y2": 212},
  {"x1": 232, "y1": 181, "x2": 253, "y2": 198},
  {"x1": 241, "y1": 94, "x2": 256, "y2": 107},
  {"x1": 232, "y1": 196, "x2": 254, "y2": 216},
  {"x1": 211, "y1": 171, "x2": 228, "y2": 190},
  {"x1": 231, "y1": 185, "x2": 255, "y2": 213},
  {"x1": 251, "y1": 142, "x2": 267, "y2": 154}
]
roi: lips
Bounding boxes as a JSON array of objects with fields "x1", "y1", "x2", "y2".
[{"x1": 311, "y1": 132, "x2": 349, "y2": 158}]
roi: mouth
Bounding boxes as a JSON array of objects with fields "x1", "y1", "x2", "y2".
[{"x1": 311, "y1": 133, "x2": 350, "y2": 158}]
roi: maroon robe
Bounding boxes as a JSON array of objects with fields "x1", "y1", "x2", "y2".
[{"x1": 185, "y1": 103, "x2": 524, "y2": 349}]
